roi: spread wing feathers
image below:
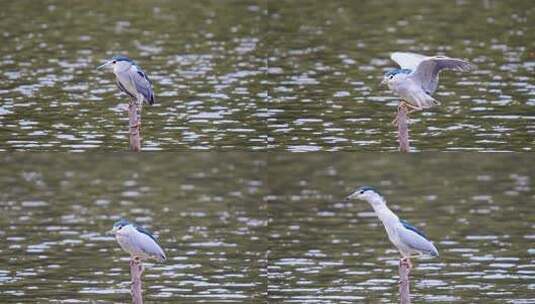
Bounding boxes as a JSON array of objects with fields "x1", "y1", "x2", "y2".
[
  {"x1": 132, "y1": 228, "x2": 166, "y2": 261},
  {"x1": 409, "y1": 57, "x2": 474, "y2": 94},
  {"x1": 398, "y1": 221, "x2": 439, "y2": 257},
  {"x1": 391, "y1": 52, "x2": 427, "y2": 70},
  {"x1": 130, "y1": 66, "x2": 155, "y2": 105}
]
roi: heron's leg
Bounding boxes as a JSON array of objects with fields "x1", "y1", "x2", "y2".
[
  {"x1": 392, "y1": 101, "x2": 411, "y2": 125},
  {"x1": 136, "y1": 94, "x2": 143, "y2": 113}
]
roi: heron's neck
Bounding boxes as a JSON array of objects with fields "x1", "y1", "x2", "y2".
[{"x1": 369, "y1": 198, "x2": 398, "y2": 224}]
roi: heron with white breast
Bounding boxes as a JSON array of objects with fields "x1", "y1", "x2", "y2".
[{"x1": 345, "y1": 186, "x2": 439, "y2": 268}]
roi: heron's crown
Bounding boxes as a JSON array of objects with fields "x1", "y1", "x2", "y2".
[
  {"x1": 113, "y1": 219, "x2": 130, "y2": 228},
  {"x1": 111, "y1": 55, "x2": 135, "y2": 63},
  {"x1": 358, "y1": 186, "x2": 381, "y2": 195},
  {"x1": 384, "y1": 68, "x2": 411, "y2": 77}
]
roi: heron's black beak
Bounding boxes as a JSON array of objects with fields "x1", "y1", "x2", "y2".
[
  {"x1": 340, "y1": 196, "x2": 351, "y2": 203},
  {"x1": 97, "y1": 61, "x2": 112, "y2": 70}
]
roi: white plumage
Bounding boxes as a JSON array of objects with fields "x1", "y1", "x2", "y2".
[
  {"x1": 347, "y1": 187, "x2": 439, "y2": 261},
  {"x1": 110, "y1": 220, "x2": 166, "y2": 262}
]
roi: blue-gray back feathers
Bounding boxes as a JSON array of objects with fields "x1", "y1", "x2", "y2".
[
  {"x1": 400, "y1": 219, "x2": 428, "y2": 240},
  {"x1": 385, "y1": 68, "x2": 412, "y2": 77}
]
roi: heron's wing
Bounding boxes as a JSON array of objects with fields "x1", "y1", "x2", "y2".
[
  {"x1": 400, "y1": 219, "x2": 427, "y2": 239},
  {"x1": 116, "y1": 79, "x2": 135, "y2": 98},
  {"x1": 132, "y1": 227, "x2": 166, "y2": 261},
  {"x1": 409, "y1": 56, "x2": 474, "y2": 94},
  {"x1": 130, "y1": 65, "x2": 155, "y2": 105},
  {"x1": 391, "y1": 52, "x2": 427, "y2": 70},
  {"x1": 398, "y1": 221, "x2": 439, "y2": 256},
  {"x1": 134, "y1": 224, "x2": 158, "y2": 242}
]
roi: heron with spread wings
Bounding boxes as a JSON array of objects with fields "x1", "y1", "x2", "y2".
[{"x1": 381, "y1": 52, "x2": 474, "y2": 113}]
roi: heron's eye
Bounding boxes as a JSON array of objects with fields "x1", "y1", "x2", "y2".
[
  {"x1": 112, "y1": 60, "x2": 116, "y2": 64},
  {"x1": 389, "y1": 75, "x2": 394, "y2": 79},
  {"x1": 360, "y1": 190, "x2": 364, "y2": 194}
]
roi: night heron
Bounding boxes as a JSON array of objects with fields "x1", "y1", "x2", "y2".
[
  {"x1": 345, "y1": 186, "x2": 439, "y2": 268},
  {"x1": 381, "y1": 52, "x2": 474, "y2": 113},
  {"x1": 97, "y1": 55, "x2": 155, "y2": 108},
  {"x1": 109, "y1": 219, "x2": 166, "y2": 263}
]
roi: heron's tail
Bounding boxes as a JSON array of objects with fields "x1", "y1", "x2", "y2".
[
  {"x1": 422, "y1": 95, "x2": 440, "y2": 108},
  {"x1": 148, "y1": 93, "x2": 155, "y2": 105},
  {"x1": 429, "y1": 244, "x2": 439, "y2": 257}
]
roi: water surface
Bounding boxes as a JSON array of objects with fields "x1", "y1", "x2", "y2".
[
  {"x1": 1, "y1": 154, "x2": 533, "y2": 303},
  {"x1": 1, "y1": 1, "x2": 534, "y2": 151},
  {"x1": 266, "y1": 154, "x2": 535, "y2": 303},
  {"x1": 0, "y1": 154, "x2": 268, "y2": 303},
  {"x1": 0, "y1": 0, "x2": 267, "y2": 151},
  {"x1": 266, "y1": 0, "x2": 535, "y2": 151}
]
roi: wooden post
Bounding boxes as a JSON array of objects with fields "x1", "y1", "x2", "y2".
[
  {"x1": 128, "y1": 100, "x2": 141, "y2": 152},
  {"x1": 130, "y1": 259, "x2": 143, "y2": 304},
  {"x1": 399, "y1": 258, "x2": 411, "y2": 304},
  {"x1": 396, "y1": 103, "x2": 410, "y2": 152}
]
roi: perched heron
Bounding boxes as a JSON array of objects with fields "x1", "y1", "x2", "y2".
[
  {"x1": 97, "y1": 55, "x2": 155, "y2": 108},
  {"x1": 109, "y1": 219, "x2": 166, "y2": 263},
  {"x1": 381, "y1": 52, "x2": 474, "y2": 113},
  {"x1": 345, "y1": 186, "x2": 439, "y2": 268}
]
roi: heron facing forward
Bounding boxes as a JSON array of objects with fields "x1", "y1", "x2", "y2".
[
  {"x1": 109, "y1": 219, "x2": 166, "y2": 263},
  {"x1": 97, "y1": 55, "x2": 155, "y2": 108},
  {"x1": 381, "y1": 52, "x2": 474, "y2": 113},
  {"x1": 345, "y1": 186, "x2": 439, "y2": 268}
]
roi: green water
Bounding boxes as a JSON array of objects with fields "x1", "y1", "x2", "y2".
[
  {"x1": 1, "y1": 154, "x2": 534, "y2": 303},
  {"x1": 1, "y1": 0, "x2": 534, "y2": 151}
]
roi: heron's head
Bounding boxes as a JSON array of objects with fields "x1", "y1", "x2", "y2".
[
  {"x1": 97, "y1": 55, "x2": 134, "y2": 72},
  {"x1": 346, "y1": 186, "x2": 384, "y2": 205},
  {"x1": 108, "y1": 219, "x2": 130, "y2": 235},
  {"x1": 380, "y1": 69, "x2": 411, "y2": 87}
]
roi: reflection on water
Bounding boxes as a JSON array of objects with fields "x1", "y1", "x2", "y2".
[
  {"x1": 1, "y1": 1, "x2": 534, "y2": 151},
  {"x1": 0, "y1": 154, "x2": 268, "y2": 303},
  {"x1": 267, "y1": 154, "x2": 535, "y2": 303},
  {"x1": 0, "y1": 154, "x2": 534, "y2": 302}
]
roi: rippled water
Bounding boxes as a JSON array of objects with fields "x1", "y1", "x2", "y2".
[
  {"x1": 266, "y1": 154, "x2": 535, "y2": 303},
  {"x1": 1, "y1": 154, "x2": 534, "y2": 303},
  {"x1": 0, "y1": 1, "x2": 267, "y2": 151},
  {"x1": 0, "y1": 154, "x2": 268, "y2": 303},
  {"x1": 1, "y1": 1, "x2": 534, "y2": 151},
  {"x1": 266, "y1": 0, "x2": 535, "y2": 151}
]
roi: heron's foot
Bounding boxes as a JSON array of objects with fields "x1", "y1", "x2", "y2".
[
  {"x1": 402, "y1": 101, "x2": 424, "y2": 114},
  {"x1": 392, "y1": 101, "x2": 411, "y2": 125},
  {"x1": 400, "y1": 257, "x2": 412, "y2": 269},
  {"x1": 130, "y1": 257, "x2": 144, "y2": 274}
]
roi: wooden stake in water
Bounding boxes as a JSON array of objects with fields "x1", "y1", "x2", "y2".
[
  {"x1": 128, "y1": 100, "x2": 141, "y2": 152},
  {"x1": 399, "y1": 258, "x2": 411, "y2": 304},
  {"x1": 130, "y1": 259, "x2": 143, "y2": 304},
  {"x1": 396, "y1": 103, "x2": 410, "y2": 152}
]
